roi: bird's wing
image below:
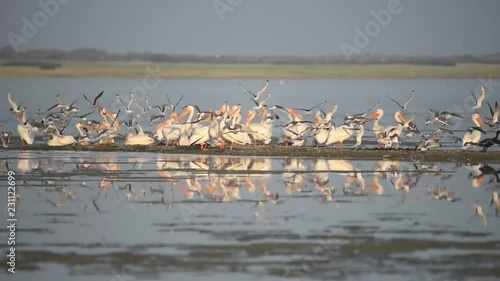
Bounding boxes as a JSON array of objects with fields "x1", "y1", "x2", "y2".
[
  {"x1": 46, "y1": 104, "x2": 58, "y2": 112},
  {"x1": 429, "y1": 108, "x2": 440, "y2": 118},
  {"x1": 255, "y1": 80, "x2": 269, "y2": 99},
  {"x1": 94, "y1": 91, "x2": 104, "y2": 105},
  {"x1": 83, "y1": 94, "x2": 92, "y2": 105},
  {"x1": 480, "y1": 87, "x2": 486, "y2": 99},
  {"x1": 69, "y1": 99, "x2": 79, "y2": 108},
  {"x1": 387, "y1": 95, "x2": 404, "y2": 109},
  {"x1": 404, "y1": 91, "x2": 415, "y2": 108},
  {"x1": 8, "y1": 93, "x2": 18, "y2": 109},
  {"x1": 239, "y1": 84, "x2": 256, "y2": 98},
  {"x1": 487, "y1": 101, "x2": 494, "y2": 117},
  {"x1": 173, "y1": 94, "x2": 184, "y2": 111},
  {"x1": 57, "y1": 95, "x2": 65, "y2": 105}
]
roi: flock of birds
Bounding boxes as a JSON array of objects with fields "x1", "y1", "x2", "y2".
[{"x1": 2, "y1": 81, "x2": 500, "y2": 151}]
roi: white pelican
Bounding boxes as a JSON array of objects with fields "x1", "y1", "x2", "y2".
[
  {"x1": 219, "y1": 111, "x2": 252, "y2": 149},
  {"x1": 47, "y1": 133, "x2": 76, "y2": 147},
  {"x1": 188, "y1": 114, "x2": 218, "y2": 150},
  {"x1": 462, "y1": 127, "x2": 486, "y2": 149},
  {"x1": 462, "y1": 113, "x2": 488, "y2": 149},
  {"x1": 125, "y1": 124, "x2": 155, "y2": 146},
  {"x1": 471, "y1": 86, "x2": 486, "y2": 109},
  {"x1": 368, "y1": 108, "x2": 385, "y2": 139},
  {"x1": 245, "y1": 109, "x2": 273, "y2": 145},
  {"x1": 325, "y1": 125, "x2": 359, "y2": 149}
]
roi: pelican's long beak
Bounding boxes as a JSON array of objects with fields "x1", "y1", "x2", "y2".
[
  {"x1": 398, "y1": 112, "x2": 407, "y2": 123},
  {"x1": 476, "y1": 115, "x2": 486, "y2": 128},
  {"x1": 255, "y1": 108, "x2": 265, "y2": 118},
  {"x1": 290, "y1": 109, "x2": 302, "y2": 119},
  {"x1": 228, "y1": 107, "x2": 238, "y2": 116},
  {"x1": 178, "y1": 108, "x2": 190, "y2": 120},
  {"x1": 368, "y1": 112, "x2": 380, "y2": 120}
]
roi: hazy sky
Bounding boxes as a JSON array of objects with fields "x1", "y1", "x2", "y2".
[{"x1": 1, "y1": 0, "x2": 500, "y2": 56}]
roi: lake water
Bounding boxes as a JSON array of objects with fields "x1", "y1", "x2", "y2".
[
  {"x1": 0, "y1": 78, "x2": 499, "y2": 149},
  {"x1": 0, "y1": 78, "x2": 500, "y2": 281},
  {"x1": 0, "y1": 150, "x2": 499, "y2": 281}
]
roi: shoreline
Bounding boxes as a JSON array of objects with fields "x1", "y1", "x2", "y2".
[
  {"x1": 1, "y1": 62, "x2": 500, "y2": 79},
  {"x1": 4, "y1": 145, "x2": 500, "y2": 163}
]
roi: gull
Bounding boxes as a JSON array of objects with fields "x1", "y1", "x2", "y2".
[
  {"x1": 387, "y1": 90, "x2": 414, "y2": 111},
  {"x1": 422, "y1": 128, "x2": 454, "y2": 140},
  {"x1": 83, "y1": 91, "x2": 104, "y2": 108},
  {"x1": 474, "y1": 130, "x2": 500, "y2": 152},
  {"x1": 426, "y1": 186, "x2": 461, "y2": 202},
  {"x1": 252, "y1": 92, "x2": 271, "y2": 110},
  {"x1": 293, "y1": 100, "x2": 327, "y2": 116},
  {"x1": 486, "y1": 101, "x2": 499, "y2": 124},
  {"x1": 115, "y1": 94, "x2": 124, "y2": 105},
  {"x1": 471, "y1": 86, "x2": 486, "y2": 109},
  {"x1": 149, "y1": 114, "x2": 165, "y2": 126},
  {"x1": 152, "y1": 104, "x2": 172, "y2": 116},
  {"x1": 428, "y1": 109, "x2": 463, "y2": 126},
  {"x1": 0, "y1": 131, "x2": 13, "y2": 148},
  {"x1": 46, "y1": 96, "x2": 78, "y2": 112},
  {"x1": 166, "y1": 93, "x2": 184, "y2": 112},
  {"x1": 8, "y1": 92, "x2": 23, "y2": 114},
  {"x1": 415, "y1": 139, "x2": 441, "y2": 151},
  {"x1": 239, "y1": 80, "x2": 269, "y2": 100}
]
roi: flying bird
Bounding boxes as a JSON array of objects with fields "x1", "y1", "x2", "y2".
[
  {"x1": 387, "y1": 90, "x2": 414, "y2": 111},
  {"x1": 471, "y1": 86, "x2": 486, "y2": 109}
]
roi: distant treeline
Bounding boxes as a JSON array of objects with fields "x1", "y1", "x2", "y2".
[{"x1": 1, "y1": 46, "x2": 500, "y2": 66}]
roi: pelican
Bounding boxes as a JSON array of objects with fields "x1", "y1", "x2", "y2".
[
  {"x1": 47, "y1": 132, "x2": 76, "y2": 146},
  {"x1": 125, "y1": 124, "x2": 155, "y2": 146},
  {"x1": 471, "y1": 86, "x2": 486, "y2": 109},
  {"x1": 219, "y1": 111, "x2": 252, "y2": 149},
  {"x1": 462, "y1": 113, "x2": 488, "y2": 149},
  {"x1": 0, "y1": 131, "x2": 13, "y2": 148},
  {"x1": 245, "y1": 109, "x2": 273, "y2": 145},
  {"x1": 462, "y1": 127, "x2": 486, "y2": 149},
  {"x1": 326, "y1": 125, "x2": 359, "y2": 149},
  {"x1": 188, "y1": 114, "x2": 218, "y2": 150},
  {"x1": 367, "y1": 108, "x2": 385, "y2": 139}
]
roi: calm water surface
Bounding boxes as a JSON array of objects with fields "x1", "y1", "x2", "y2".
[{"x1": 0, "y1": 150, "x2": 499, "y2": 281}]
